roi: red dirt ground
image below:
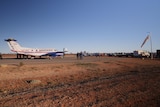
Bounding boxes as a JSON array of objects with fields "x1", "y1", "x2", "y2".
[{"x1": 0, "y1": 57, "x2": 160, "y2": 107}]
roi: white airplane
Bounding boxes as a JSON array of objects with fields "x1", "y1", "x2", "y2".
[{"x1": 5, "y1": 38, "x2": 68, "y2": 59}]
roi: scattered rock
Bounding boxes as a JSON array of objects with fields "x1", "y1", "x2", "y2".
[
  {"x1": 0, "y1": 64, "x2": 8, "y2": 68},
  {"x1": 26, "y1": 80, "x2": 41, "y2": 84},
  {"x1": 3, "y1": 90, "x2": 8, "y2": 94}
]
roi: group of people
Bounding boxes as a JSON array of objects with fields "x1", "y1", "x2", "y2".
[{"x1": 76, "y1": 52, "x2": 83, "y2": 60}]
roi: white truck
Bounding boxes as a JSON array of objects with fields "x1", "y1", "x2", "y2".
[{"x1": 133, "y1": 50, "x2": 150, "y2": 58}]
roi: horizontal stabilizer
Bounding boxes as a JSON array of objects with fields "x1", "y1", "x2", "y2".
[{"x1": 5, "y1": 38, "x2": 17, "y2": 42}]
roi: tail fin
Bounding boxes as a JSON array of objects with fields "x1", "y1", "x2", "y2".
[{"x1": 5, "y1": 39, "x2": 22, "y2": 52}]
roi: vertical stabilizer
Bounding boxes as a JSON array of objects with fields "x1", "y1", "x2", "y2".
[{"x1": 5, "y1": 39, "x2": 22, "y2": 52}]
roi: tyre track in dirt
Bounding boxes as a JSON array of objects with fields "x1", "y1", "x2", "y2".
[
  {"x1": 0, "y1": 69, "x2": 160, "y2": 106},
  {"x1": 0, "y1": 70, "x2": 145, "y2": 98}
]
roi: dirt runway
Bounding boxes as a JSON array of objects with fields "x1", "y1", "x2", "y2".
[{"x1": 0, "y1": 56, "x2": 160, "y2": 106}]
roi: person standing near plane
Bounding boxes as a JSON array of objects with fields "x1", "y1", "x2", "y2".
[
  {"x1": 76, "y1": 52, "x2": 79, "y2": 59},
  {"x1": 80, "y1": 52, "x2": 83, "y2": 60},
  {"x1": 0, "y1": 53, "x2": 2, "y2": 59}
]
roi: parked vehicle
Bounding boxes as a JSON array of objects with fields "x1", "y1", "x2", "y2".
[{"x1": 133, "y1": 50, "x2": 150, "y2": 58}]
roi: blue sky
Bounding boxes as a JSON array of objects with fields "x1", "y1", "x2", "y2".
[{"x1": 0, "y1": 0, "x2": 160, "y2": 53}]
